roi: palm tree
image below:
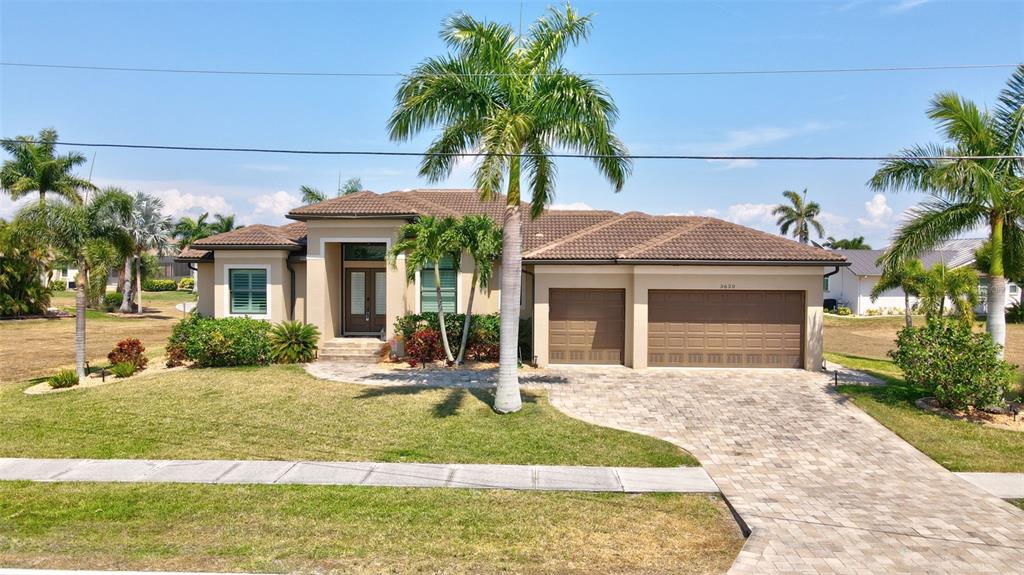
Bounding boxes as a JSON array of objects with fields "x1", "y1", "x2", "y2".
[
  {"x1": 18, "y1": 188, "x2": 132, "y2": 376},
  {"x1": 454, "y1": 215, "x2": 502, "y2": 364},
  {"x1": 917, "y1": 263, "x2": 979, "y2": 325},
  {"x1": 389, "y1": 216, "x2": 462, "y2": 362},
  {"x1": 127, "y1": 192, "x2": 174, "y2": 315},
  {"x1": 870, "y1": 64, "x2": 1024, "y2": 357},
  {"x1": 173, "y1": 212, "x2": 212, "y2": 249},
  {"x1": 1, "y1": 128, "x2": 97, "y2": 205},
  {"x1": 871, "y1": 258, "x2": 926, "y2": 327},
  {"x1": 340, "y1": 177, "x2": 362, "y2": 196},
  {"x1": 211, "y1": 213, "x2": 237, "y2": 234},
  {"x1": 826, "y1": 236, "x2": 872, "y2": 250},
  {"x1": 388, "y1": 5, "x2": 631, "y2": 413},
  {"x1": 772, "y1": 189, "x2": 825, "y2": 244},
  {"x1": 300, "y1": 185, "x2": 326, "y2": 204}
]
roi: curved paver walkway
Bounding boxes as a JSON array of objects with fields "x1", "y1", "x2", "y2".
[{"x1": 546, "y1": 367, "x2": 1024, "y2": 575}]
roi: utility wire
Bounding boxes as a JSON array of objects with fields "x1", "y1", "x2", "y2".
[
  {"x1": 2, "y1": 138, "x2": 1021, "y2": 161},
  {"x1": 1, "y1": 61, "x2": 1020, "y2": 78}
]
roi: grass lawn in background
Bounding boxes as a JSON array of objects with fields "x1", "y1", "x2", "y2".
[
  {"x1": 0, "y1": 290, "x2": 194, "y2": 383},
  {"x1": 0, "y1": 364, "x2": 693, "y2": 467},
  {"x1": 829, "y1": 352, "x2": 1024, "y2": 473}
]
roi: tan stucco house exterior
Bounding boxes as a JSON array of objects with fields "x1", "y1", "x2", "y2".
[{"x1": 177, "y1": 189, "x2": 848, "y2": 370}]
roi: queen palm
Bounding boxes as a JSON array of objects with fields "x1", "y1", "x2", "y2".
[
  {"x1": 917, "y1": 263, "x2": 979, "y2": 325},
  {"x1": 871, "y1": 258, "x2": 926, "y2": 327},
  {"x1": 388, "y1": 5, "x2": 631, "y2": 412},
  {"x1": 18, "y1": 188, "x2": 132, "y2": 377},
  {"x1": 300, "y1": 185, "x2": 326, "y2": 204},
  {"x1": 826, "y1": 236, "x2": 872, "y2": 250},
  {"x1": 772, "y1": 189, "x2": 825, "y2": 244},
  {"x1": 389, "y1": 216, "x2": 463, "y2": 362},
  {"x1": 454, "y1": 215, "x2": 502, "y2": 364},
  {"x1": 1, "y1": 128, "x2": 97, "y2": 205},
  {"x1": 870, "y1": 64, "x2": 1024, "y2": 356},
  {"x1": 173, "y1": 212, "x2": 212, "y2": 249}
]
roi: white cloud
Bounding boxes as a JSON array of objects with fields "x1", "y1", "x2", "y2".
[
  {"x1": 724, "y1": 203, "x2": 777, "y2": 227},
  {"x1": 884, "y1": 0, "x2": 929, "y2": 13},
  {"x1": 242, "y1": 190, "x2": 301, "y2": 225},
  {"x1": 690, "y1": 122, "x2": 833, "y2": 169},
  {"x1": 0, "y1": 195, "x2": 34, "y2": 220},
  {"x1": 152, "y1": 188, "x2": 232, "y2": 219},
  {"x1": 665, "y1": 208, "x2": 720, "y2": 217},
  {"x1": 549, "y1": 202, "x2": 594, "y2": 211},
  {"x1": 857, "y1": 193, "x2": 894, "y2": 228}
]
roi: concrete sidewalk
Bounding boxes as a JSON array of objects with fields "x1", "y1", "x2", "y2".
[{"x1": 0, "y1": 458, "x2": 718, "y2": 493}]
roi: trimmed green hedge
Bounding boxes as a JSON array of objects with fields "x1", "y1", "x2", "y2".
[
  {"x1": 142, "y1": 279, "x2": 178, "y2": 292},
  {"x1": 169, "y1": 315, "x2": 272, "y2": 367}
]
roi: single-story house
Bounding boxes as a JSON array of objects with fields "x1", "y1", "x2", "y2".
[
  {"x1": 177, "y1": 189, "x2": 848, "y2": 371},
  {"x1": 825, "y1": 240, "x2": 1021, "y2": 315}
]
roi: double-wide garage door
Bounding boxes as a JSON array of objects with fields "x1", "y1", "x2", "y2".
[{"x1": 647, "y1": 290, "x2": 804, "y2": 368}]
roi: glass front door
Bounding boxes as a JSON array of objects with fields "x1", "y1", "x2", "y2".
[{"x1": 345, "y1": 269, "x2": 386, "y2": 334}]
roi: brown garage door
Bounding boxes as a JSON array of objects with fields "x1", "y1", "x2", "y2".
[
  {"x1": 549, "y1": 289, "x2": 625, "y2": 365},
  {"x1": 648, "y1": 290, "x2": 804, "y2": 368}
]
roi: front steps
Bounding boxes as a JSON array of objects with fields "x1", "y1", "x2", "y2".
[{"x1": 319, "y1": 337, "x2": 384, "y2": 363}]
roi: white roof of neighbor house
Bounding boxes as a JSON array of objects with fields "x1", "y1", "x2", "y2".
[{"x1": 836, "y1": 247, "x2": 972, "y2": 276}]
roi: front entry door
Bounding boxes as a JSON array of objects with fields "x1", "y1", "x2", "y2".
[{"x1": 345, "y1": 269, "x2": 387, "y2": 334}]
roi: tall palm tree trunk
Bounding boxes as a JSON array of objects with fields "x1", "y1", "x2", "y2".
[
  {"x1": 987, "y1": 216, "x2": 1007, "y2": 357},
  {"x1": 456, "y1": 268, "x2": 479, "y2": 364},
  {"x1": 904, "y1": 292, "x2": 912, "y2": 328},
  {"x1": 495, "y1": 202, "x2": 523, "y2": 414},
  {"x1": 119, "y1": 257, "x2": 134, "y2": 313},
  {"x1": 434, "y1": 263, "x2": 455, "y2": 362},
  {"x1": 75, "y1": 263, "x2": 88, "y2": 378},
  {"x1": 135, "y1": 254, "x2": 143, "y2": 315}
]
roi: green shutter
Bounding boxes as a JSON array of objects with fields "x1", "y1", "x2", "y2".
[
  {"x1": 421, "y1": 258, "x2": 456, "y2": 313},
  {"x1": 230, "y1": 269, "x2": 267, "y2": 314}
]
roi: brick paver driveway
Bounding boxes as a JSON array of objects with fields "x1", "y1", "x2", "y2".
[{"x1": 547, "y1": 367, "x2": 1024, "y2": 574}]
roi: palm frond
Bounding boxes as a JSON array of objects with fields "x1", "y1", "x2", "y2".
[
  {"x1": 524, "y1": 3, "x2": 592, "y2": 71},
  {"x1": 880, "y1": 199, "x2": 986, "y2": 270}
]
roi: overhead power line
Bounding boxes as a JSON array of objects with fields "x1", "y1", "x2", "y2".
[
  {"x1": 2, "y1": 138, "x2": 1021, "y2": 161},
  {"x1": 1, "y1": 61, "x2": 1020, "y2": 79}
]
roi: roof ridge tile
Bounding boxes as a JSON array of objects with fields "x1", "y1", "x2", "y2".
[
  {"x1": 523, "y1": 212, "x2": 638, "y2": 258},
  {"x1": 617, "y1": 217, "x2": 710, "y2": 258}
]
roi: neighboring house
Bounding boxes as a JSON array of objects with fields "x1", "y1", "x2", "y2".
[
  {"x1": 824, "y1": 239, "x2": 1021, "y2": 315},
  {"x1": 51, "y1": 266, "x2": 119, "y2": 290},
  {"x1": 177, "y1": 189, "x2": 848, "y2": 371}
]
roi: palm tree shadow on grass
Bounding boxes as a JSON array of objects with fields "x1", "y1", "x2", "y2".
[{"x1": 354, "y1": 385, "x2": 539, "y2": 417}]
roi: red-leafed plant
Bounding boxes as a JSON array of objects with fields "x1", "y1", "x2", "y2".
[
  {"x1": 404, "y1": 329, "x2": 446, "y2": 367},
  {"x1": 465, "y1": 342, "x2": 500, "y2": 362},
  {"x1": 108, "y1": 337, "x2": 148, "y2": 370}
]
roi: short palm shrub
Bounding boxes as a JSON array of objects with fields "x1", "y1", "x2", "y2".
[
  {"x1": 1007, "y1": 301, "x2": 1024, "y2": 324},
  {"x1": 48, "y1": 369, "x2": 79, "y2": 389},
  {"x1": 102, "y1": 292, "x2": 123, "y2": 312},
  {"x1": 268, "y1": 321, "x2": 320, "y2": 363},
  {"x1": 142, "y1": 279, "x2": 177, "y2": 292},
  {"x1": 107, "y1": 337, "x2": 148, "y2": 370},
  {"x1": 177, "y1": 277, "x2": 194, "y2": 290},
  {"x1": 405, "y1": 329, "x2": 446, "y2": 367},
  {"x1": 889, "y1": 318, "x2": 1014, "y2": 411},
  {"x1": 169, "y1": 315, "x2": 271, "y2": 368},
  {"x1": 110, "y1": 361, "x2": 136, "y2": 378}
]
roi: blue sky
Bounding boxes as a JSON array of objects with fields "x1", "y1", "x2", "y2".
[{"x1": 2, "y1": 0, "x2": 1022, "y2": 247}]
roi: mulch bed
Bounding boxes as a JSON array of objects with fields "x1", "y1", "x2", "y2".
[{"x1": 915, "y1": 397, "x2": 1024, "y2": 432}]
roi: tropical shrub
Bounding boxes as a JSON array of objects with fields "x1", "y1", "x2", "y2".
[
  {"x1": 48, "y1": 369, "x2": 79, "y2": 389},
  {"x1": 108, "y1": 337, "x2": 148, "y2": 370},
  {"x1": 1007, "y1": 301, "x2": 1024, "y2": 324},
  {"x1": 889, "y1": 318, "x2": 1014, "y2": 411},
  {"x1": 0, "y1": 219, "x2": 51, "y2": 317},
  {"x1": 102, "y1": 292, "x2": 124, "y2": 312},
  {"x1": 268, "y1": 321, "x2": 320, "y2": 363},
  {"x1": 111, "y1": 361, "x2": 136, "y2": 378},
  {"x1": 835, "y1": 305, "x2": 852, "y2": 316},
  {"x1": 50, "y1": 282, "x2": 66, "y2": 292},
  {"x1": 165, "y1": 343, "x2": 187, "y2": 367},
  {"x1": 142, "y1": 278, "x2": 177, "y2": 291},
  {"x1": 404, "y1": 329, "x2": 446, "y2": 367},
  {"x1": 465, "y1": 341, "x2": 500, "y2": 361},
  {"x1": 169, "y1": 315, "x2": 272, "y2": 367},
  {"x1": 178, "y1": 277, "x2": 194, "y2": 290}
]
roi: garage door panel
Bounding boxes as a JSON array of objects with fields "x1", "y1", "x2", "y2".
[
  {"x1": 549, "y1": 289, "x2": 625, "y2": 365},
  {"x1": 648, "y1": 290, "x2": 804, "y2": 368}
]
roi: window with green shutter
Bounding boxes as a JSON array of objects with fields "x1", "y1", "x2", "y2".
[
  {"x1": 420, "y1": 257, "x2": 456, "y2": 313},
  {"x1": 229, "y1": 269, "x2": 268, "y2": 315}
]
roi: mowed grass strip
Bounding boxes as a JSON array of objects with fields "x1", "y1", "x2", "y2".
[
  {"x1": 0, "y1": 482, "x2": 743, "y2": 575},
  {"x1": 0, "y1": 364, "x2": 693, "y2": 467},
  {"x1": 0, "y1": 290, "x2": 195, "y2": 383},
  {"x1": 829, "y1": 352, "x2": 1024, "y2": 473}
]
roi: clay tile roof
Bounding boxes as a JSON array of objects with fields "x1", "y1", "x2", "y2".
[
  {"x1": 174, "y1": 246, "x2": 212, "y2": 262},
  {"x1": 522, "y1": 210, "x2": 619, "y2": 252},
  {"x1": 190, "y1": 224, "x2": 302, "y2": 249},
  {"x1": 288, "y1": 190, "x2": 418, "y2": 218}
]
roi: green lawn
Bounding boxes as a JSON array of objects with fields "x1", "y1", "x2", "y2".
[
  {"x1": 0, "y1": 482, "x2": 742, "y2": 574},
  {"x1": 0, "y1": 364, "x2": 693, "y2": 467},
  {"x1": 828, "y1": 352, "x2": 1024, "y2": 472}
]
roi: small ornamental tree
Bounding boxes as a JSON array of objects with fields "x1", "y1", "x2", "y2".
[{"x1": 889, "y1": 318, "x2": 1014, "y2": 411}]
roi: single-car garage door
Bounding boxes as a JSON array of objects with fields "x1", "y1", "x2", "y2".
[
  {"x1": 648, "y1": 290, "x2": 804, "y2": 368},
  {"x1": 549, "y1": 289, "x2": 625, "y2": 365}
]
